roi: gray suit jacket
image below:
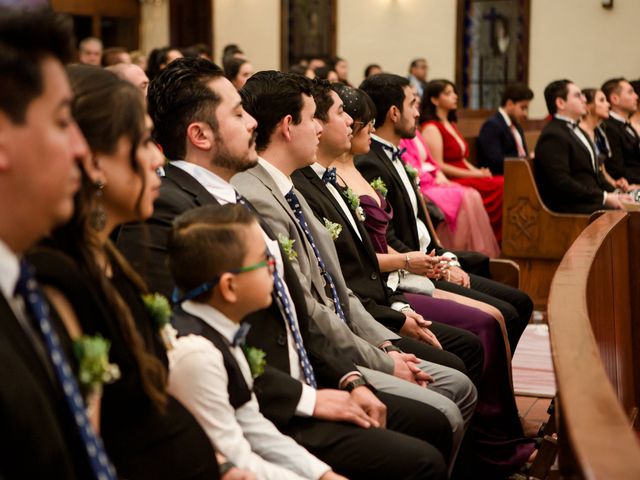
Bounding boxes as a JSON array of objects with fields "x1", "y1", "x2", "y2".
[{"x1": 232, "y1": 162, "x2": 398, "y2": 374}]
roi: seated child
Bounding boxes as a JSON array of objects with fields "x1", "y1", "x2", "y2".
[{"x1": 166, "y1": 204, "x2": 343, "y2": 480}]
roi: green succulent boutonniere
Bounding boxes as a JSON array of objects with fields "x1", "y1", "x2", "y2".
[
  {"x1": 404, "y1": 164, "x2": 420, "y2": 187},
  {"x1": 277, "y1": 233, "x2": 298, "y2": 261},
  {"x1": 323, "y1": 218, "x2": 342, "y2": 241},
  {"x1": 370, "y1": 177, "x2": 388, "y2": 198},
  {"x1": 243, "y1": 346, "x2": 267, "y2": 379},
  {"x1": 343, "y1": 187, "x2": 366, "y2": 222},
  {"x1": 142, "y1": 293, "x2": 178, "y2": 350},
  {"x1": 73, "y1": 334, "x2": 121, "y2": 396}
]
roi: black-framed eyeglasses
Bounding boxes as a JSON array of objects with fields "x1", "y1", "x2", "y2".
[{"x1": 172, "y1": 251, "x2": 276, "y2": 304}]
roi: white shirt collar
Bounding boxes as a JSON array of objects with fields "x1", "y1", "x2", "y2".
[
  {"x1": 181, "y1": 300, "x2": 240, "y2": 345},
  {"x1": 371, "y1": 134, "x2": 397, "y2": 152},
  {"x1": 310, "y1": 162, "x2": 327, "y2": 179},
  {"x1": 0, "y1": 238, "x2": 20, "y2": 300},
  {"x1": 609, "y1": 110, "x2": 628, "y2": 123},
  {"x1": 258, "y1": 157, "x2": 293, "y2": 197},
  {"x1": 554, "y1": 114, "x2": 577, "y2": 124},
  {"x1": 171, "y1": 160, "x2": 237, "y2": 205},
  {"x1": 498, "y1": 108, "x2": 513, "y2": 127}
]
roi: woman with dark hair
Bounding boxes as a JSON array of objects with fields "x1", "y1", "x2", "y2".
[
  {"x1": 223, "y1": 57, "x2": 253, "y2": 90},
  {"x1": 147, "y1": 46, "x2": 183, "y2": 81},
  {"x1": 27, "y1": 66, "x2": 225, "y2": 480},
  {"x1": 420, "y1": 79, "x2": 504, "y2": 243},
  {"x1": 332, "y1": 83, "x2": 535, "y2": 478}
]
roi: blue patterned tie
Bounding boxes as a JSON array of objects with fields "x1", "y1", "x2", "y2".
[
  {"x1": 234, "y1": 190, "x2": 317, "y2": 388},
  {"x1": 14, "y1": 260, "x2": 117, "y2": 480},
  {"x1": 381, "y1": 143, "x2": 407, "y2": 163},
  {"x1": 321, "y1": 167, "x2": 337, "y2": 185},
  {"x1": 284, "y1": 189, "x2": 347, "y2": 324}
]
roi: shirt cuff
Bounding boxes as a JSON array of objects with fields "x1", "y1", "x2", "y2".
[
  {"x1": 294, "y1": 384, "x2": 317, "y2": 417},
  {"x1": 338, "y1": 370, "x2": 362, "y2": 388},
  {"x1": 390, "y1": 301, "x2": 411, "y2": 312}
]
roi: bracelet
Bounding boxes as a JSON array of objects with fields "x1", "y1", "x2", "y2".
[
  {"x1": 219, "y1": 461, "x2": 236, "y2": 477},
  {"x1": 405, "y1": 254, "x2": 411, "y2": 270}
]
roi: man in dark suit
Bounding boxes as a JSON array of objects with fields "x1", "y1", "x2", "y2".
[
  {"x1": 601, "y1": 77, "x2": 640, "y2": 184},
  {"x1": 355, "y1": 73, "x2": 533, "y2": 354},
  {"x1": 477, "y1": 83, "x2": 534, "y2": 174},
  {"x1": 116, "y1": 58, "x2": 452, "y2": 478},
  {"x1": 408, "y1": 58, "x2": 429, "y2": 99},
  {"x1": 534, "y1": 79, "x2": 625, "y2": 213},
  {"x1": 0, "y1": 9, "x2": 103, "y2": 478}
]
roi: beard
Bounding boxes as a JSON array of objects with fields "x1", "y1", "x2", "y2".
[
  {"x1": 212, "y1": 131, "x2": 259, "y2": 173},
  {"x1": 395, "y1": 119, "x2": 417, "y2": 140}
]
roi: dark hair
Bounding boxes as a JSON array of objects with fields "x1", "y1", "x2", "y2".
[
  {"x1": 58, "y1": 65, "x2": 168, "y2": 412},
  {"x1": 601, "y1": 77, "x2": 626, "y2": 102},
  {"x1": 630, "y1": 79, "x2": 640, "y2": 97},
  {"x1": 544, "y1": 79, "x2": 572, "y2": 115},
  {"x1": 501, "y1": 83, "x2": 534, "y2": 106},
  {"x1": 240, "y1": 70, "x2": 314, "y2": 151},
  {"x1": 182, "y1": 43, "x2": 212, "y2": 59},
  {"x1": 359, "y1": 73, "x2": 410, "y2": 128},
  {"x1": 101, "y1": 46, "x2": 128, "y2": 67},
  {"x1": 147, "y1": 46, "x2": 181, "y2": 80},
  {"x1": 222, "y1": 43, "x2": 243, "y2": 59},
  {"x1": 148, "y1": 56, "x2": 224, "y2": 160},
  {"x1": 168, "y1": 204, "x2": 255, "y2": 302},
  {"x1": 420, "y1": 78, "x2": 457, "y2": 123},
  {"x1": 289, "y1": 63, "x2": 308, "y2": 76},
  {"x1": 582, "y1": 88, "x2": 598, "y2": 105},
  {"x1": 332, "y1": 84, "x2": 376, "y2": 134},
  {"x1": 364, "y1": 64, "x2": 381, "y2": 78},
  {"x1": 312, "y1": 79, "x2": 334, "y2": 122},
  {"x1": 0, "y1": 7, "x2": 74, "y2": 124},
  {"x1": 314, "y1": 66, "x2": 336, "y2": 81},
  {"x1": 409, "y1": 58, "x2": 426, "y2": 69},
  {"x1": 223, "y1": 57, "x2": 248, "y2": 82}
]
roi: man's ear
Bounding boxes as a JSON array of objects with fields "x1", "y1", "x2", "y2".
[
  {"x1": 218, "y1": 273, "x2": 239, "y2": 303},
  {"x1": 0, "y1": 111, "x2": 14, "y2": 172},
  {"x1": 279, "y1": 114, "x2": 294, "y2": 143},
  {"x1": 555, "y1": 96, "x2": 565, "y2": 114},
  {"x1": 186, "y1": 121, "x2": 214, "y2": 151},
  {"x1": 388, "y1": 105, "x2": 400, "y2": 124}
]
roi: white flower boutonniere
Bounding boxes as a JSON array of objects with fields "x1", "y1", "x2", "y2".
[
  {"x1": 277, "y1": 233, "x2": 298, "y2": 261},
  {"x1": 404, "y1": 163, "x2": 421, "y2": 187},
  {"x1": 370, "y1": 177, "x2": 388, "y2": 198},
  {"x1": 343, "y1": 187, "x2": 366, "y2": 222},
  {"x1": 322, "y1": 218, "x2": 343, "y2": 241},
  {"x1": 142, "y1": 293, "x2": 178, "y2": 350},
  {"x1": 73, "y1": 334, "x2": 121, "y2": 396},
  {"x1": 243, "y1": 346, "x2": 267, "y2": 379}
]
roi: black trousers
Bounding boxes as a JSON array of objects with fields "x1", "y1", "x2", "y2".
[
  {"x1": 433, "y1": 274, "x2": 533, "y2": 354},
  {"x1": 283, "y1": 390, "x2": 450, "y2": 480}
]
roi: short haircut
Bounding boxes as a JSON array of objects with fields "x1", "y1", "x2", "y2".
[
  {"x1": 79, "y1": 36, "x2": 102, "y2": 50},
  {"x1": 601, "y1": 77, "x2": 627, "y2": 102},
  {"x1": 501, "y1": 83, "x2": 534, "y2": 106},
  {"x1": 223, "y1": 56, "x2": 248, "y2": 81},
  {"x1": 544, "y1": 79, "x2": 572, "y2": 115},
  {"x1": 168, "y1": 204, "x2": 255, "y2": 302},
  {"x1": 420, "y1": 78, "x2": 457, "y2": 123},
  {"x1": 363, "y1": 64, "x2": 381, "y2": 78},
  {"x1": 333, "y1": 84, "x2": 376, "y2": 133},
  {"x1": 312, "y1": 79, "x2": 334, "y2": 122},
  {"x1": 359, "y1": 73, "x2": 410, "y2": 129},
  {"x1": 410, "y1": 58, "x2": 426, "y2": 69},
  {"x1": 240, "y1": 70, "x2": 314, "y2": 151},
  {"x1": 0, "y1": 7, "x2": 74, "y2": 124},
  {"x1": 314, "y1": 66, "x2": 335, "y2": 81},
  {"x1": 101, "y1": 46, "x2": 128, "y2": 67},
  {"x1": 147, "y1": 56, "x2": 224, "y2": 160}
]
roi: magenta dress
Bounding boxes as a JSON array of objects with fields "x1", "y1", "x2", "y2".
[
  {"x1": 400, "y1": 133, "x2": 500, "y2": 258},
  {"x1": 360, "y1": 192, "x2": 534, "y2": 477}
]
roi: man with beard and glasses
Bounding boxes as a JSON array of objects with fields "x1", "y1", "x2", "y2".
[{"x1": 116, "y1": 58, "x2": 450, "y2": 479}]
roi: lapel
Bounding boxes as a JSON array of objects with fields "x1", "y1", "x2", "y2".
[
  {"x1": 370, "y1": 141, "x2": 416, "y2": 218},
  {"x1": 165, "y1": 163, "x2": 220, "y2": 207},
  {"x1": 495, "y1": 112, "x2": 518, "y2": 150}
]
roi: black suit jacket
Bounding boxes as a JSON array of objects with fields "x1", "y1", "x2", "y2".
[
  {"x1": 292, "y1": 167, "x2": 408, "y2": 332},
  {"x1": 0, "y1": 293, "x2": 93, "y2": 479},
  {"x1": 534, "y1": 117, "x2": 613, "y2": 214},
  {"x1": 477, "y1": 112, "x2": 527, "y2": 175},
  {"x1": 602, "y1": 116, "x2": 640, "y2": 183},
  {"x1": 116, "y1": 163, "x2": 355, "y2": 427}
]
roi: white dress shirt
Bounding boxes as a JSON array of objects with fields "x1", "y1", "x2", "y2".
[
  {"x1": 168, "y1": 302, "x2": 330, "y2": 480},
  {"x1": 0, "y1": 238, "x2": 19, "y2": 301},
  {"x1": 170, "y1": 160, "x2": 316, "y2": 415}
]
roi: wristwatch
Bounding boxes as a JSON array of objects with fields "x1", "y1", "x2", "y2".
[
  {"x1": 380, "y1": 343, "x2": 403, "y2": 354},
  {"x1": 341, "y1": 376, "x2": 376, "y2": 393}
]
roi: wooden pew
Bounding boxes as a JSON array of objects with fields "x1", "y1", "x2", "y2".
[
  {"x1": 502, "y1": 157, "x2": 590, "y2": 308},
  {"x1": 547, "y1": 211, "x2": 640, "y2": 478}
]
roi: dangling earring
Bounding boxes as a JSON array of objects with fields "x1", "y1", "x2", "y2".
[{"x1": 90, "y1": 180, "x2": 107, "y2": 232}]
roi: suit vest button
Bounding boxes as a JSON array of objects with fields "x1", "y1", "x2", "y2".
[
  {"x1": 277, "y1": 333, "x2": 287, "y2": 346},
  {"x1": 370, "y1": 273, "x2": 378, "y2": 280}
]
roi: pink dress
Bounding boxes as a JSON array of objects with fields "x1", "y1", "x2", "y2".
[{"x1": 400, "y1": 132, "x2": 500, "y2": 258}]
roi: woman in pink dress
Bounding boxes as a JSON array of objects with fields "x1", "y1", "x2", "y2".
[
  {"x1": 401, "y1": 128, "x2": 500, "y2": 258},
  {"x1": 420, "y1": 79, "x2": 504, "y2": 243}
]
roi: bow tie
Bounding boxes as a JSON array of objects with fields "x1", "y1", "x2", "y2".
[
  {"x1": 232, "y1": 322, "x2": 251, "y2": 347},
  {"x1": 321, "y1": 167, "x2": 337, "y2": 185},
  {"x1": 561, "y1": 119, "x2": 580, "y2": 129},
  {"x1": 381, "y1": 144, "x2": 407, "y2": 162}
]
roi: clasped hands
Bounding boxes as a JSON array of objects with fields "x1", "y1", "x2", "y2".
[{"x1": 404, "y1": 250, "x2": 470, "y2": 287}]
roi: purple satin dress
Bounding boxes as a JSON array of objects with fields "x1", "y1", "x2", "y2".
[{"x1": 360, "y1": 192, "x2": 534, "y2": 477}]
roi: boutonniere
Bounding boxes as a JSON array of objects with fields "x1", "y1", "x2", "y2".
[
  {"x1": 142, "y1": 293, "x2": 178, "y2": 350},
  {"x1": 404, "y1": 163, "x2": 421, "y2": 187},
  {"x1": 243, "y1": 346, "x2": 267, "y2": 379},
  {"x1": 343, "y1": 187, "x2": 366, "y2": 222},
  {"x1": 322, "y1": 218, "x2": 342, "y2": 240},
  {"x1": 73, "y1": 334, "x2": 121, "y2": 396},
  {"x1": 277, "y1": 233, "x2": 298, "y2": 261},
  {"x1": 370, "y1": 177, "x2": 388, "y2": 197}
]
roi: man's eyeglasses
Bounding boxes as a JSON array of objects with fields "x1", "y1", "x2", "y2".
[{"x1": 172, "y1": 251, "x2": 276, "y2": 304}]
